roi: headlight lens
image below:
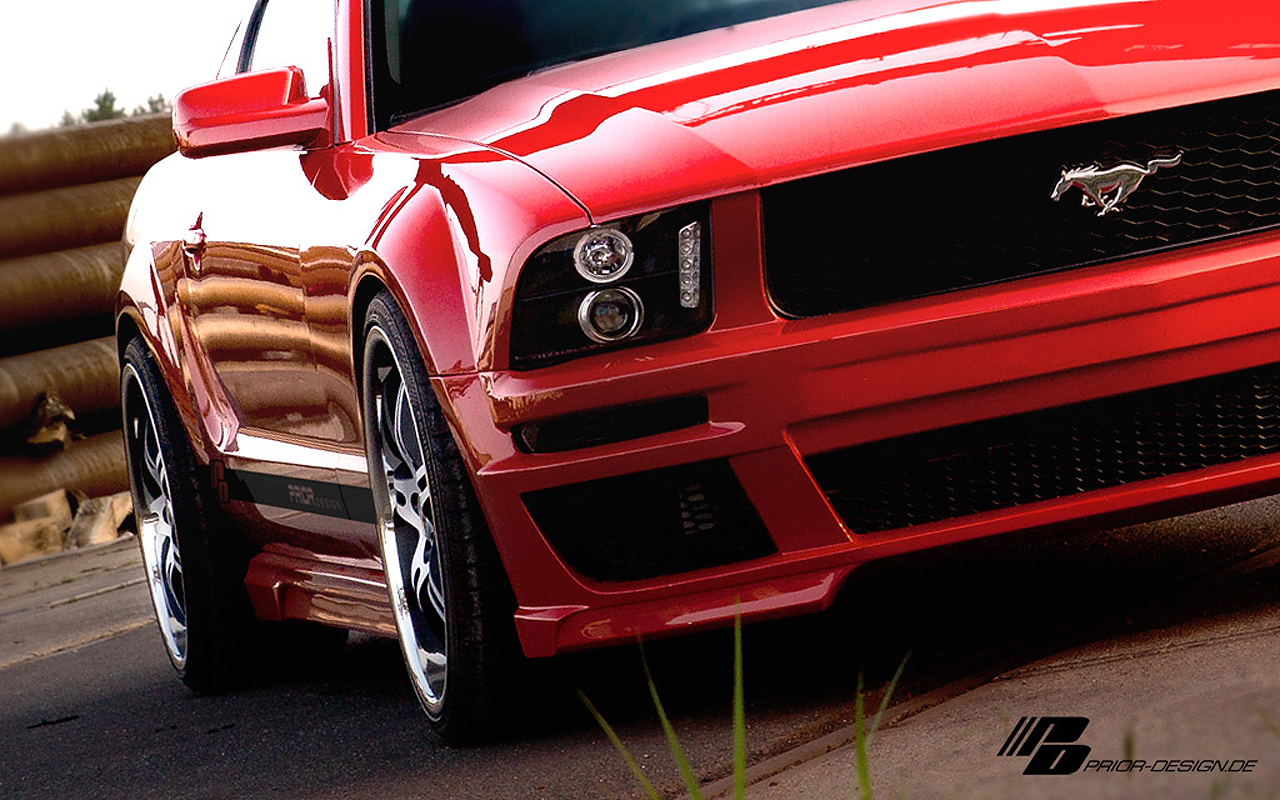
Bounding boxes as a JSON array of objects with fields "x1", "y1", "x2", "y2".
[
  {"x1": 578, "y1": 287, "x2": 644, "y2": 342},
  {"x1": 510, "y1": 203, "x2": 712, "y2": 368},
  {"x1": 574, "y1": 229, "x2": 634, "y2": 283}
]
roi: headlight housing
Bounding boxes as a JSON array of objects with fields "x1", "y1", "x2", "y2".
[{"x1": 509, "y1": 203, "x2": 712, "y2": 368}]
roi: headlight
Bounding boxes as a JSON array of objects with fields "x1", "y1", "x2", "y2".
[
  {"x1": 510, "y1": 203, "x2": 712, "y2": 368},
  {"x1": 578, "y1": 287, "x2": 644, "y2": 342},
  {"x1": 574, "y1": 229, "x2": 634, "y2": 283}
]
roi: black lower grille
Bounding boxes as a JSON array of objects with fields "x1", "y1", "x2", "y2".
[
  {"x1": 765, "y1": 88, "x2": 1280, "y2": 318},
  {"x1": 808, "y1": 364, "x2": 1280, "y2": 535},
  {"x1": 524, "y1": 460, "x2": 775, "y2": 582}
]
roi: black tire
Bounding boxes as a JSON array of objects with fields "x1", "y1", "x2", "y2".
[
  {"x1": 121, "y1": 337, "x2": 256, "y2": 692},
  {"x1": 361, "y1": 292, "x2": 519, "y2": 743}
]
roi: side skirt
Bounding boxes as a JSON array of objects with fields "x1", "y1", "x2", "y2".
[{"x1": 244, "y1": 545, "x2": 396, "y2": 637}]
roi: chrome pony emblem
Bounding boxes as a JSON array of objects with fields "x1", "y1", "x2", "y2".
[{"x1": 1050, "y1": 153, "x2": 1182, "y2": 216}]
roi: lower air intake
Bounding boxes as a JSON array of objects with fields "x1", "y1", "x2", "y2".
[{"x1": 524, "y1": 460, "x2": 775, "y2": 582}]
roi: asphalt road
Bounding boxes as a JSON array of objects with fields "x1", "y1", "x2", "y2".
[{"x1": 3, "y1": 498, "x2": 1280, "y2": 800}]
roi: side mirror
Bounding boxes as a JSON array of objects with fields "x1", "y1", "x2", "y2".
[{"x1": 173, "y1": 67, "x2": 330, "y2": 158}]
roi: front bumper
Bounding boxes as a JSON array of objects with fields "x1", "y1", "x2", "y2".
[{"x1": 444, "y1": 192, "x2": 1280, "y2": 658}]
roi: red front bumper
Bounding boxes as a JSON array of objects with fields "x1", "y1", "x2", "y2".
[{"x1": 444, "y1": 192, "x2": 1280, "y2": 658}]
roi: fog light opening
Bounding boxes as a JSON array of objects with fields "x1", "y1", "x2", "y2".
[{"x1": 578, "y1": 287, "x2": 644, "y2": 343}]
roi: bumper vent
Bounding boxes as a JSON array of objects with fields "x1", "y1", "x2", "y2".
[
  {"x1": 524, "y1": 460, "x2": 775, "y2": 582},
  {"x1": 764, "y1": 88, "x2": 1280, "y2": 318},
  {"x1": 514, "y1": 397, "x2": 708, "y2": 454},
  {"x1": 808, "y1": 364, "x2": 1280, "y2": 535}
]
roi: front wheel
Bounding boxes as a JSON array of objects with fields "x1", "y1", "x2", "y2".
[{"x1": 361, "y1": 292, "x2": 518, "y2": 743}]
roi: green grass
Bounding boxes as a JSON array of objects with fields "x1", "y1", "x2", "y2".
[
  {"x1": 581, "y1": 616, "x2": 909, "y2": 800},
  {"x1": 849, "y1": 653, "x2": 910, "y2": 800},
  {"x1": 578, "y1": 616, "x2": 746, "y2": 800}
]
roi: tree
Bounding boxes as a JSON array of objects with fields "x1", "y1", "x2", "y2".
[
  {"x1": 132, "y1": 94, "x2": 171, "y2": 116},
  {"x1": 7, "y1": 121, "x2": 27, "y2": 136},
  {"x1": 82, "y1": 89, "x2": 126, "y2": 123},
  {"x1": 59, "y1": 88, "x2": 167, "y2": 127}
]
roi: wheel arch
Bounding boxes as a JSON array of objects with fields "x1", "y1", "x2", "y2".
[
  {"x1": 115, "y1": 309, "x2": 144, "y2": 364},
  {"x1": 349, "y1": 272, "x2": 390, "y2": 397}
]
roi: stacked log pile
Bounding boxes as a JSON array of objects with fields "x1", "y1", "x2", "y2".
[{"x1": 0, "y1": 116, "x2": 175, "y2": 561}]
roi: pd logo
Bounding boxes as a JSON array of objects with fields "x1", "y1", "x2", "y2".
[{"x1": 998, "y1": 716, "x2": 1092, "y2": 775}]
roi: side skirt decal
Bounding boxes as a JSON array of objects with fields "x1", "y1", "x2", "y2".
[{"x1": 212, "y1": 460, "x2": 376, "y2": 524}]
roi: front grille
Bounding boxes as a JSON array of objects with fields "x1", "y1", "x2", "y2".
[
  {"x1": 524, "y1": 460, "x2": 775, "y2": 582},
  {"x1": 807, "y1": 364, "x2": 1280, "y2": 535},
  {"x1": 764, "y1": 88, "x2": 1280, "y2": 318}
]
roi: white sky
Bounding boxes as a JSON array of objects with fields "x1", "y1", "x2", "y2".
[{"x1": 1, "y1": 1, "x2": 252, "y2": 131}]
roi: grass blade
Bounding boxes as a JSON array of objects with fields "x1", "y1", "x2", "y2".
[
  {"x1": 849, "y1": 672, "x2": 872, "y2": 800},
  {"x1": 732, "y1": 614, "x2": 746, "y2": 800},
  {"x1": 577, "y1": 689, "x2": 662, "y2": 800},
  {"x1": 849, "y1": 651, "x2": 911, "y2": 799},
  {"x1": 641, "y1": 645, "x2": 705, "y2": 800},
  {"x1": 867, "y1": 650, "x2": 911, "y2": 747}
]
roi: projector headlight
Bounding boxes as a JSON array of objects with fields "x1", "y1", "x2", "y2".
[
  {"x1": 510, "y1": 203, "x2": 712, "y2": 368},
  {"x1": 574, "y1": 229, "x2": 634, "y2": 283},
  {"x1": 578, "y1": 287, "x2": 644, "y2": 342}
]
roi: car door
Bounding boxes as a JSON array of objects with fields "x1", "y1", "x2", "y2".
[{"x1": 177, "y1": 0, "x2": 377, "y2": 556}]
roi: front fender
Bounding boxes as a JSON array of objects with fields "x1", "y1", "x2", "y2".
[{"x1": 354, "y1": 135, "x2": 588, "y2": 377}]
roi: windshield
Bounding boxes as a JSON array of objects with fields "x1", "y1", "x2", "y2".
[{"x1": 371, "y1": 0, "x2": 852, "y2": 128}]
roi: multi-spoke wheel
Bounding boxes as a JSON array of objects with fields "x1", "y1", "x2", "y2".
[
  {"x1": 123, "y1": 360, "x2": 188, "y2": 669},
  {"x1": 370, "y1": 348, "x2": 448, "y2": 711},
  {"x1": 361, "y1": 292, "x2": 518, "y2": 742},
  {"x1": 121, "y1": 338, "x2": 255, "y2": 692}
]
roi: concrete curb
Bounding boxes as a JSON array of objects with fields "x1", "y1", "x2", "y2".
[
  {"x1": 689, "y1": 672, "x2": 996, "y2": 800},
  {"x1": 684, "y1": 538, "x2": 1280, "y2": 800},
  {"x1": 0, "y1": 617, "x2": 152, "y2": 671},
  {"x1": 0, "y1": 532, "x2": 135, "y2": 574}
]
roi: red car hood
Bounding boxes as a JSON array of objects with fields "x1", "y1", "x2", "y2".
[{"x1": 394, "y1": 0, "x2": 1280, "y2": 221}]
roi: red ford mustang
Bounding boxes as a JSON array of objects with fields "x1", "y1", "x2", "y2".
[{"x1": 118, "y1": 0, "x2": 1280, "y2": 740}]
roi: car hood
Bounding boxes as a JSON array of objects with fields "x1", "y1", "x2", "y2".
[{"x1": 393, "y1": 0, "x2": 1280, "y2": 221}]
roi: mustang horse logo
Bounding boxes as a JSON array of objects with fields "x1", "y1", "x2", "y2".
[{"x1": 1050, "y1": 153, "x2": 1182, "y2": 216}]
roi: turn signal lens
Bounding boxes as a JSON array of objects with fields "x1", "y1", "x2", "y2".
[
  {"x1": 578, "y1": 288, "x2": 644, "y2": 342},
  {"x1": 574, "y1": 229, "x2": 634, "y2": 283},
  {"x1": 677, "y1": 221, "x2": 702, "y2": 309}
]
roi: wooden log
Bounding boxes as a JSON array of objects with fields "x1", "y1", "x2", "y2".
[
  {"x1": 0, "y1": 338, "x2": 119, "y2": 433},
  {"x1": 0, "y1": 431, "x2": 128, "y2": 524},
  {"x1": 0, "y1": 176, "x2": 142, "y2": 260},
  {"x1": 0, "y1": 243, "x2": 123, "y2": 334},
  {"x1": 66, "y1": 491, "x2": 132, "y2": 549},
  {"x1": 0, "y1": 115, "x2": 174, "y2": 196},
  {"x1": 0, "y1": 518, "x2": 65, "y2": 565}
]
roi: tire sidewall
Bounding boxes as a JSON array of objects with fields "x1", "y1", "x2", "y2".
[
  {"x1": 121, "y1": 337, "x2": 253, "y2": 690},
  {"x1": 362, "y1": 297, "x2": 465, "y2": 726}
]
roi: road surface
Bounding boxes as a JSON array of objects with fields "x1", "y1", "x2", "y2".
[{"x1": 3, "y1": 498, "x2": 1280, "y2": 799}]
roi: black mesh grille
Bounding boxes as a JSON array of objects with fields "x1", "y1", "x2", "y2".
[
  {"x1": 807, "y1": 364, "x2": 1280, "y2": 535},
  {"x1": 764, "y1": 88, "x2": 1280, "y2": 318},
  {"x1": 524, "y1": 460, "x2": 775, "y2": 582}
]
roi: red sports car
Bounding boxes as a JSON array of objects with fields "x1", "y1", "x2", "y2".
[{"x1": 118, "y1": 0, "x2": 1280, "y2": 740}]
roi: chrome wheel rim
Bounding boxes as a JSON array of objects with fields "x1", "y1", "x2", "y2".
[
  {"x1": 122, "y1": 364, "x2": 188, "y2": 669},
  {"x1": 364, "y1": 326, "x2": 448, "y2": 717}
]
